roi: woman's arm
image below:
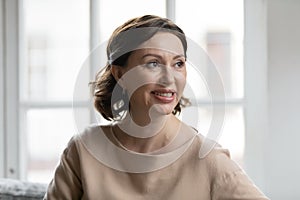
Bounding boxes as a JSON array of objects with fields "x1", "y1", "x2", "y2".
[
  {"x1": 208, "y1": 147, "x2": 269, "y2": 200},
  {"x1": 44, "y1": 137, "x2": 83, "y2": 199},
  {"x1": 211, "y1": 168, "x2": 269, "y2": 200}
]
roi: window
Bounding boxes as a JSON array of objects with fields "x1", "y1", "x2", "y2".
[
  {"x1": 98, "y1": 0, "x2": 166, "y2": 42},
  {"x1": 0, "y1": 0, "x2": 245, "y2": 183},
  {"x1": 21, "y1": 0, "x2": 89, "y2": 183},
  {"x1": 176, "y1": 0, "x2": 245, "y2": 164}
]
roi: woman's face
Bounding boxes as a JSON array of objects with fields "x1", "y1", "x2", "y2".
[{"x1": 115, "y1": 32, "x2": 187, "y2": 119}]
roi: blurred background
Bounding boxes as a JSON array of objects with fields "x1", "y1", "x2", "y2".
[{"x1": 0, "y1": 0, "x2": 299, "y2": 199}]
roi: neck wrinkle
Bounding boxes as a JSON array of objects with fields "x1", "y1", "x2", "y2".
[{"x1": 113, "y1": 115, "x2": 179, "y2": 153}]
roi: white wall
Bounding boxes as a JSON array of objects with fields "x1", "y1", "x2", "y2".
[
  {"x1": 244, "y1": 0, "x2": 300, "y2": 198},
  {"x1": 266, "y1": 0, "x2": 300, "y2": 199}
]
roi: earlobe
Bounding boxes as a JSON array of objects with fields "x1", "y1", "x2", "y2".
[{"x1": 111, "y1": 65, "x2": 122, "y2": 80}]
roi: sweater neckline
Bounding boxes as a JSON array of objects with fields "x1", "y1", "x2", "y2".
[{"x1": 78, "y1": 124, "x2": 198, "y2": 173}]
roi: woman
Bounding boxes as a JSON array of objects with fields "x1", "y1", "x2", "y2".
[{"x1": 45, "y1": 15, "x2": 268, "y2": 199}]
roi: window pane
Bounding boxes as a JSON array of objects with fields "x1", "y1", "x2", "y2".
[
  {"x1": 180, "y1": 105, "x2": 244, "y2": 166},
  {"x1": 26, "y1": 108, "x2": 90, "y2": 183},
  {"x1": 99, "y1": 0, "x2": 166, "y2": 42},
  {"x1": 21, "y1": 0, "x2": 89, "y2": 101},
  {"x1": 176, "y1": 0, "x2": 244, "y2": 98},
  {"x1": 218, "y1": 106, "x2": 245, "y2": 165}
]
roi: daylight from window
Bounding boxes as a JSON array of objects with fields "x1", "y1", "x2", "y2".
[{"x1": 22, "y1": 0, "x2": 244, "y2": 183}]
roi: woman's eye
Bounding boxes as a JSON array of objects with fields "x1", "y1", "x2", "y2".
[
  {"x1": 145, "y1": 61, "x2": 159, "y2": 68},
  {"x1": 175, "y1": 61, "x2": 185, "y2": 68}
]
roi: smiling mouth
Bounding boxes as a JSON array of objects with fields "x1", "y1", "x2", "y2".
[
  {"x1": 150, "y1": 90, "x2": 176, "y2": 103},
  {"x1": 152, "y1": 91, "x2": 174, "y2": 97}
]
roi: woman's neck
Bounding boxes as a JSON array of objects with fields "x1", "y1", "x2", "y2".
[{"x1": 113, "y1": 115, "x2": 181, "y2": 153}]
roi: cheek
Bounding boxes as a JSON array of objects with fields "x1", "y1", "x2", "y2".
[
  {"x1": 177, "y1": 81, "x2": 186, "y2": 98},
  {"x1": 122, "y1": 69, "x2": 157, "y2": 95},
  {"x1": 175, "y1": 72, "x2": 187, "y2": 91},
  {"x1": 129, "y1": 85, "x2": 153, "y2": 107}
]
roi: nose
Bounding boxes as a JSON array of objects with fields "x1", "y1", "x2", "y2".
[{"x1": 158, "y1": 65, "x2": 175, "y2": 86}]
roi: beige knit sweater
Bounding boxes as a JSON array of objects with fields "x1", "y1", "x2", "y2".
[{"x1": 45, "y1": 125, "x2": 269, "y2": 200}]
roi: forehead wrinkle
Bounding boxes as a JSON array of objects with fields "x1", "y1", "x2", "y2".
[
  {"x1": 137, "y1": 32, "x2": 184, "y2": 55},
  {"x1": 139, "y1": 49, "x2": 185, "y2": 60}
]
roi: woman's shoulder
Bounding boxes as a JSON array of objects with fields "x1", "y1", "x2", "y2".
[
  {"x1": 192, "y1": 133, "x2": 241, "y2": 174},
  {"x1": 65, "y1": 124, "x2": 112, "y2": 151},
  {"x1": 79, "y1": 123, "x2": 111, "y2": 135},
  {"x1": 74, "y1": 123, "x2": 112, "y2": 140},
  {"x1": 192, "y1": 135, "x2": 269, "y2": 199},
  {"x1": 181, "y1": 124, "x2": 231, "y2": 161}
]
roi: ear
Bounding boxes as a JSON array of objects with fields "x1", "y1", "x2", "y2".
[
  {"x1": 111, "y1": 65, "x2": 123, "y2": 80},
  {"x1": 111, "y1": 65, "x2": 125, "y2": 87}
]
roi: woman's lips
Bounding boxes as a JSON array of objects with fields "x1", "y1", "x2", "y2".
[{"x1": 151, "y1": 90, "x2": 176, "y2": 103}]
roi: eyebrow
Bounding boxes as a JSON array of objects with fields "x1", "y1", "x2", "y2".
[{"x1": 142, "y1": 53, "x2": 185, "y2": 60}]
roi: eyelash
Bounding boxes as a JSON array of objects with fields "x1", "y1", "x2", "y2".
[
  {"x1": 145, "y1": 60, "x2": 185, "y2": 68},
  {"x1": 145, "y1": 61, "x2": 159, "y2": 68},
  {"x1": 175, "y1": 61, "x2": 185, "y2": 68}
]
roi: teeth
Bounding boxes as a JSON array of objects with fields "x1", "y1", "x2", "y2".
[{"x1": 154, "y1": 92, "x2": 173, "y2": 97}]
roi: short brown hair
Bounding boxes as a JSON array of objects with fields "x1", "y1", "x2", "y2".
[{"x1": 91, "y1": 15, "x2": 190, "y2": 121}]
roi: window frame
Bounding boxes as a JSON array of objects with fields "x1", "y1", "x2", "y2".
[
  {"x1": 0, "y1": 0, "x2": 5, "y2": 178},
  {"x1": 0, "y1": 0, "x2": 260, "y2": 183},
  {"x1": 0, "y1": 0, "x2": 22, "y2": 179}
]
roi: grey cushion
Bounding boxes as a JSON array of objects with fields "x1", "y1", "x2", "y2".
[{"x1": 0, "y1": 178, "x2": 47, "y2": 200}]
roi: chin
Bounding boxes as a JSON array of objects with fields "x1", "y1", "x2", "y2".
[{"x1": 151, "y1": 104, "x2": 175, "y2": 116}]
